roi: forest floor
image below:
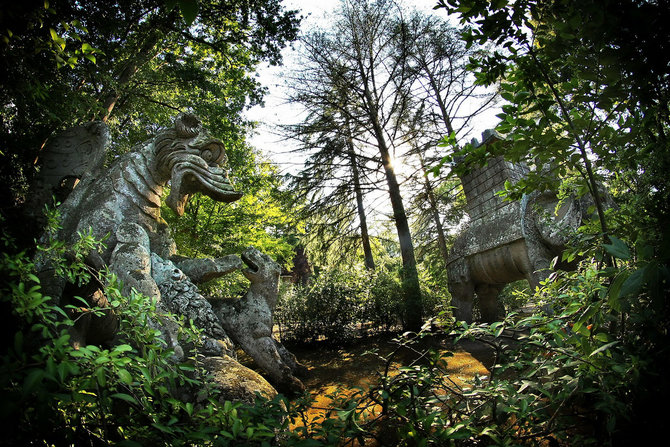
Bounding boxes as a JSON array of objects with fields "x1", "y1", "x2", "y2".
[
  {"x1": 278, "y1": 332, "x2": 497, "y2": 436},
  {"x1": 288, "y1": 332, "x2": 495, "y2": 392}
]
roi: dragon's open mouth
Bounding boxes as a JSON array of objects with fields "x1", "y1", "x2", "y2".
[{"x1": 167, "y1": 166, "x2": 242, "y2": 216}]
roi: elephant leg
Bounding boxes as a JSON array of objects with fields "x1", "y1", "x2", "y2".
[
  {"x1": 476, "y1": 283, "x2": 504, "y2": 323},
  {"x1": 449, "y1": 280, "x2": 476, "y2": 323}
]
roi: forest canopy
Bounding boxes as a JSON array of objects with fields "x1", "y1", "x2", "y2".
[{"x1": 1, "y1": 0, "x2": 302, "y2": 264}]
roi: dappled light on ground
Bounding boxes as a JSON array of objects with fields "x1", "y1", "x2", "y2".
[{"x1": 283, "y1": 334, "x2": 494, "y2": 434}]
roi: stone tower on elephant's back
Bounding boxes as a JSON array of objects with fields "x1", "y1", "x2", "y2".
[{"x1": 457, "y1": 130, "x2": 528, "y2": 221}]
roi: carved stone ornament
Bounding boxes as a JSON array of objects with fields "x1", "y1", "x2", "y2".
[{"x1": 26, "y1": 121, "x2": 109, "y2": 228}]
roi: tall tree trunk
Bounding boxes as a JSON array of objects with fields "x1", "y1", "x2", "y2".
[
  {"x1": 99, "y1": 29, "x2": 164, "y2": 122},
  {"x1": 419, "y1": 153, "x2": 450, "y2": 271},
  {"x1": 347, "y1": 136, "x2": 375, "y2": 270},
  {"x1": 368, "y1": 104, "x2": 423, "y2": 330},
  {"x1": 380, "y1": 142, "x2": 423, "y2": 331},
  {"x1": 423, "y1": 63, "x2": 455, "y2": 136},
  {"x1": 351, "y1": 23, "x2": 423, "y2": 330}
]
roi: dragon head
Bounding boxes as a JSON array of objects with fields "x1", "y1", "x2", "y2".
[
  {"x1": 155, "y1": 113, "x2": 242, "y2": 216},
  {"x1": 241, "y1": 247, "x2": 281, "y2": 285}
]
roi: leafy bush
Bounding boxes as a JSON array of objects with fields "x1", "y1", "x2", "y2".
[
  {"x1": 0, "y1": 229, "x2": 293, "y2": 446},
  {"x1": 276, "y1": 269, "x2": 367, "y2": 344},
  {"x1": 366, "y1": 270, "x2": 404, "y2": 332},
  {"x1": 281, "y1": 235, "x2": 670, "y2": 446},
  {"x1": 276, "y1": 266, "x2": 433, "y2": 345}
]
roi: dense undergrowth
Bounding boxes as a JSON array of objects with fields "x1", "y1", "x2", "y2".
[
  {"x1": 0, "y1": 227, "x2": 293, "y2": 446},
  {"x1": 275, "y1": 268, "x2": 448, "y2": 345},
  {"x1": 276, "y1": 239, "x2": 669, "y2": 447},
  {"x1": 2, "y1": 219, "x2": 668, "y2": 446}
]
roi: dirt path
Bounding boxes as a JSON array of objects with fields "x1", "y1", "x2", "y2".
[{"x1": 289, "y1": 333, "x2": 495, "y2": 391}]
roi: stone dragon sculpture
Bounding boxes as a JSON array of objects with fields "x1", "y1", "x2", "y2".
[
  {"x1": 215, "y1": 248, "x2": 308, "y2": 394},
  {"x1": 35, "y1": 113, "x2": 305, "y2": 397}
]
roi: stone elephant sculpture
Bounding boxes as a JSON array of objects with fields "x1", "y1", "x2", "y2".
[
  {"x1": 446, "y1": 131, "x2": 605, "y2": 323},
  {"x1": 447, "y1": 189, "x2": 588, "y2": 322}
]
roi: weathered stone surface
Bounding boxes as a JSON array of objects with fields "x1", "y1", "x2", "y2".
[
  {"x1": 152, "y1": 254, "x2": 235, "y2": 357},
  {"x1": 459, "y1": 153, "x2": 528, "y2": 221},
  {"x1": 201, "y1": 355, "x2": 278, "y2": 406},
  {"x1": 26, "y1": 121, "x2": 109, "y2": 227},
  {"x1": 170, "y1": 255, "x2": 243, "y2": 284},
  {"x1": 110, "y1": 222, "x2": 159, "y2": 298},
  {"x1": 54, "y1": 113, "x2": 241, "y2": 263},
  {"x1": 36, "y1": 113, "x2": 242, "y2": 333},
  {"x1": 448, "y1": 130, "x2": 592, "y2": 323},
  {"x1": 215, "y1": 247, "x2": 307, "y2": 395}
]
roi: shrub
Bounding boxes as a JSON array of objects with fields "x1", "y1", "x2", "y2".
[
  {"x1": 366, "y1": 270, "x2": 404, "y2": 332},
  {"x1": 276, "y1": 266, "x2": 421, "y2": 345},
  {"x1": 0, "y1": 229, "x2": 291, "y2": 446},
  {"x1": 282, "y1": 235, "x2": 670, "y2": 446},
  {"x1": 276, "y1": 269, "x2": 367, "y2": 344}
]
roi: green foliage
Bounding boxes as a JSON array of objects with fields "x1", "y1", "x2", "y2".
[
  {"x1": 367, "y1": 270, "x2": 405, "y2": 333},
  {"x1": 447, "y1": 243, "x2": 669, "y2": 445},
  {"x1": 1, "y1": 0, "x2": 301, "y2": 244},
  {"x1": 0, "y1": 229, "x2": 296, "y2": 445},
  {"x1": 276, "y1": 268, "x2": 371, "y2": 345},
  {"x1": 276, "y1": 262, "x2": 450, "y2": 346},
  {"x1": 411, "y1": 178, "x2": 466, "y2": 287},
  {"x1": 163, "y1": 151, "x2": 299, "y2": 299},
  {"x1": 416, "y1": 3, "x2": 670, "y2": 440},
  {"x1": 280, "y1": 235, "x2": 668, "y2": 445},
  {"x1": 276, "y1": 266, "x2": 411, "y2": 345},
  {"x1": 436, "y1": 0, "x2": 670, "y2": 241},
  {"x1": 273, "y1": 2, "x2": 670, "y2": 442}
]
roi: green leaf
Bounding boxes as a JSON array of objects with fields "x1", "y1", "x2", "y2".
[
  {"x1": 117, "y1": 368, "x2": 134, "y2": 385},
  {"x1": 590, "y1": 341, "x2": 619, "y2": 357},
  {"x1": 603, "y1": 236, "x2": 630, "y2": 260},
  {"x1": 114, "y1": 344, "x2": 133, "y2": 354},
  {"x1": 111, "y1": 392, "x2": 138, "y2": 405},
  {"x1": 24, "y1": 369, "x2": 44, "y2": 394},
  {"x1": 57, "y1": 361, "x2": 69, "y2": 382},
  {"x1": 620, "y1": 266, "x2": 646, "y2": 298},
  {"x1": 95, "y1": 355, "x2": 110, "y2": 364},
  {"x1": 607, "y1": 270, "x2": 629, "y2": 311},
  {"x1": 489, "y1": 321, "x2": 504, "y2": 337},
  {"x1": 49, "y1": 28, "x2": 66, "y2": 50},
  {"x1": 151, "y1": 422, "x2": 174, "y2": 434},
  {"x1": 594, "y1": 332, "x2": 609, "y2": 342},
  {"x1": 178, "y1": 0, "x2": 199, "y2": 25},
  {"x1": 96, "y1": 367, "x2": 107, "y2": 386}
]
